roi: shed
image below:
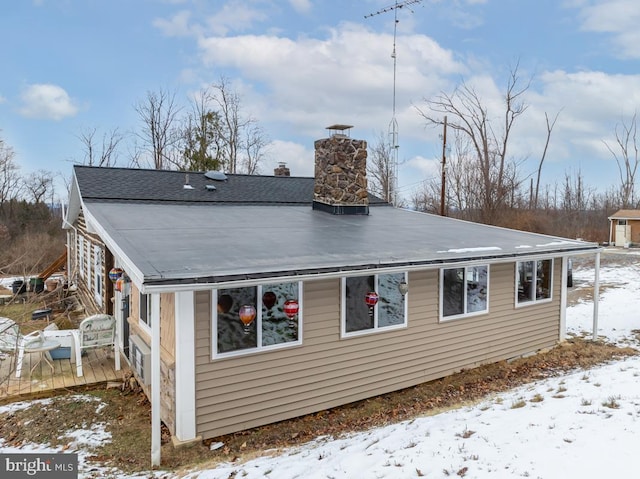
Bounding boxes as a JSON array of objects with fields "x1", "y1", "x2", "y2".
[{"x1": 608, "y1": 209, "x2": 640, "y2": 247}]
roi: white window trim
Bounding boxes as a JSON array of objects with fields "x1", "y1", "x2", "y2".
[
  {"x1": 212, "y1": 282, "x2": 303, "y2": 360},
  {"x1": 139, "y1": 292, "x2": 152, "y2": 334},
  {"x1": 515, "y1": 258, "x2": 554, "y2": 308},
  {"x1": 93, "y1": 244, "x2": 103, "y2": 306},
  {"x1": 439, "y1": 265, "x2": 490, "y2": 322},
  {"x1": 78, "y1": 237, "x2": 85, "y2": 279},
  {"x1": 85, "y1": 239, "x2": 92, "y2": 286},
  {"x1": 340, "y1": 272, "x2": 408, "y2": 339}
]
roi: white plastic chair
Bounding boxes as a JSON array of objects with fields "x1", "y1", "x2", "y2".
[
  {"x1": 0, "y1": 317, "x2": 19, "y2": 353},
  {"x1": 71, "y1": 314, "x2": 120, "y2": 377},
  {"x1": 1, "y1": 317, "x2": 50, "y2": 378}
]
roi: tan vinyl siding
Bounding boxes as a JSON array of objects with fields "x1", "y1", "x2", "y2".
[
  {"x1": 160, "y1": 292, "x2": 175, "y2": 360},
  {"x1": 194, "y1": 260, "x2": 563, "y2": 439}
]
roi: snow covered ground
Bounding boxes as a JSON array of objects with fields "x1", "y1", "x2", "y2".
[{"x1": 2, "y1": 249, "x2": 640, "y2": 478}]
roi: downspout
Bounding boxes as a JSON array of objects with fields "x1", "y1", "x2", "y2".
[
  {"x1": 608, "y1": 219, "x2": 613, "y2": 246},
  {"x1": 592, "y1": 251, "x2": 601, "y2": 341}
]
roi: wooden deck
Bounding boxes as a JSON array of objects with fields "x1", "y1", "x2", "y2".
[{"x1": 0, "y1": 348, "x2": 126, "y2": 402}]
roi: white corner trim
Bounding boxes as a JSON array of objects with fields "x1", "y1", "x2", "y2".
[
  {"x1": 174, "y1": 291, "x2": 197, "y2": 441},
  {"x1": 560, "y1": 256, "x2": 568, "y2": 341},
  {"x1": 151, "y1": 293, "x2": 161, "y2": 466}
]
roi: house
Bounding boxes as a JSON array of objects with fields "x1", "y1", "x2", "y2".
[
  {"x1": 608, "y1": 209, "x2": 640, "y2": 247},
  {"x1": 63, "y1": 127, "x2": 601, "y2": 464}
]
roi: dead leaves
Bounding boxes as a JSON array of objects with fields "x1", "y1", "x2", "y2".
[{"x1": 205, "y1": 339, "x2": 637, "y2": 462}]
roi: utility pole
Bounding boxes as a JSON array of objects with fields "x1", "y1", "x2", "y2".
[
  {"x1": 440, "y1": 115, "x2": 447, "y2": 216},
  {"x1": 365, "y1": 0, "x2": 424, "y2": 206}
]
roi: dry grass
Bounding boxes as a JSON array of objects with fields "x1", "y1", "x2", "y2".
[{"x1": 0, "y1": 337, "x2": 634, "y2": 475}]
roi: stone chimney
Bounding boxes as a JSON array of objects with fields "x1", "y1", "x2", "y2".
[
  {"x1": 313, "y1": 125, "x2": 369, "y2": 215},
  {"x1": 274, "y1": 162, "x2": 290, "y2": 177}
]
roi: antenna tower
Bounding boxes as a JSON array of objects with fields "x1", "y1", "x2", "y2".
[{"x1": 365, "y1": 0, "x2": 423, "y2": 206}]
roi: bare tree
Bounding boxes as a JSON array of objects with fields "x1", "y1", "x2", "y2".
[
  {"x1": 135, "y1": 89, "x2": 182, "y2": 170},
  {"x1": 0, "y1": 137, "x2": 21, "y2": 206},
  {"x1": 242, "y1": 123, "x2": 268, "y2": 175},
  {"x1": 532, "y1": 111, "x2": 561, "y2": 209},
  {"x1": 76, "y1": 127, "x2": 124, "y2": 167},
  {"x1": 211, "y1": 77, "x2": 242, "y2": 173},
  {"x1": 367, "y1": 131, "x2": 396, "y2": 203},
  {"x1": 415, "y1": 64, "x2": 530, "y2": 224},
  {"x1": 209, "y1": 77, "x2": 268, "y2": 174},
  {"x1": 603, "y1": 112, "x2": 640, "y2": 208},
  {"x1": 409, "y1": 180, "x2": 440, "y2": 213},
  {"x1": 22, "y1": 170, "x2": 53, "y2": 203}
]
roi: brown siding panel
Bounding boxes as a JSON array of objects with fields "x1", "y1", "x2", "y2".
[{"x1": 195, "y1": 260, "x2": 563, "y2": 439}]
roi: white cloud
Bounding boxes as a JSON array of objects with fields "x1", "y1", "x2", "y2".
[
  {"x1": 289, "y1": 0, "x2": 312, "y2": 14},
  {"x1": 197, "y1": 23, "x2": 464, "y2": 139},
  {"x1": 153, "y1": 10, "x2": 197, "y2": 37},
  {"x1": 19, "y1": 83, "x2": 79, "y2": 120},
  {"x1": 577, "y1": 0, "x2": 640, "y2": 58},
  {"x1": 264, "y1": 140, "x2": 314, "y2": 177},
  {"x1": 204, "y1": 2, "x2": 268, "y2": 36},
  {"x1": 153, "y1": 1, "x2": 268, "y2": 38}
]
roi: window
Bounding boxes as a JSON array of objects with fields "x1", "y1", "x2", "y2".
[
  {"x1": 139, "y1": 292, "x2": 151, "y2": 329},
  {"x1": 341, "y1": 272, "x2": 407, "y2": 337},
  {"x1": 85, "y1": 239, "x2": 91, "y2": 282},
  {"x1": 440, "y1": 265, "x2": 489, "y2": 320},
  {"x1": 93, "y1": 245, "x2": 103, "y2": 306},
  {"x1": 214, "y1": 281, "x2": 302, "y2": 357},
  {"x1": 517, "y1": 259, "x2": 553, "y2": 305},
  {"x1": 78, "y1": 238, "x2": 85, "y2": 279}
]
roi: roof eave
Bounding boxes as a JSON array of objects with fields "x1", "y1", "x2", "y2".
[{"x1": 140, "y1": 244, "x2": 601, "y2": 294}]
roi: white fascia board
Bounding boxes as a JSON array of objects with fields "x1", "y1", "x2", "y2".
[
  {"x1": 141, "y1": 247, "x2": 602, "y2": 294},
  {"x1": 81, "y1": 204, "x2": 145, "y2": 291},
  {"x1": 63, "y1": 173, "x2": 82, "y2": 229}
]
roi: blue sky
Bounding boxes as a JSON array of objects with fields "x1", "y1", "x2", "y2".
[{"x1": 1, "y1": 0, "x2": 640, "y2": 202}]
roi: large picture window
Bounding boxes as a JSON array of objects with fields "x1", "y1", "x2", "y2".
[
  {"x1": 214, "y1": 282, "x2": 302, "y2": 357},
  {"x1": 517, "y1": 259, "x2": 552, "y2": 305},
  {"x1": 440, "y1": 265, "x2": 489, "y2": 320},
  {"x1": 341, "y1": 272, "x2": 407, "y2": 337}
]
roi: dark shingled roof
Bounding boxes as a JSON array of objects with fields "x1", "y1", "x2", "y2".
[
  {"x1": 73, "y1": 165, "x2": 388, "y2": 205},
  {"x1": 70, "y1": 165, "x2": 600, "y2": 289}
]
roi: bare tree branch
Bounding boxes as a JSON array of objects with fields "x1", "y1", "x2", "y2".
[
  {"x1": 603, "y1": 112, "x2": 640, "y2": 208},
  {"x1": 135, "y1": 89, "x2": 182, "y2": 170},
  {"x1": 415, "y1": 64, "x2": 531, "y2": 223}
]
